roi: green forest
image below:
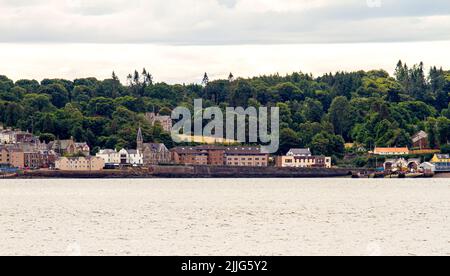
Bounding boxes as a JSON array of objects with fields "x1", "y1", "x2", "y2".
[{"x1": 1, "y1": 61, "x2": 449, "y2": 162}]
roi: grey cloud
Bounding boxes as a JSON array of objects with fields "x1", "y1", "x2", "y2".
[
  {"x1": 319, "y1": 0, "x2": 450, "y2": 20},
  {"x1": 0, "y1": 0, "x2": 449, "y2": 44}
]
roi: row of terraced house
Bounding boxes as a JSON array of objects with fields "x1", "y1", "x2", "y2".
[
  {"x1": 1, "y1": 125, "x2": 57, "y2": 169},
  {"x1": 1, "y1": 124, "x2": 100, "y2": 171},
  {"x1": 94, "y1": 128, "x2": 333, "y2": 169},
  {"x1": 170, "y1": 145, "x2": 270, "y2": 167},
  {"x1": 3, "y1": 125, "x2": 334, "y2": 171}
]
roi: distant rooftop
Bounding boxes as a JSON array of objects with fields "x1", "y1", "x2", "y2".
[
  {"x1": 287, "y1": 148, "x2": 312, "y2": 156},
  {"x1": 412, "y1": 130, "x2": 428, "y2": 143}
]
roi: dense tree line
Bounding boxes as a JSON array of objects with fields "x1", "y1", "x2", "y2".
[{"x1": 0, "y1": 62, "x2": 449, "y2": 161}]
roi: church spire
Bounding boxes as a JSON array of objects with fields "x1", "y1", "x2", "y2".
[{"x1": 137, "y1": 127, "x2": 143, "y2": 151}]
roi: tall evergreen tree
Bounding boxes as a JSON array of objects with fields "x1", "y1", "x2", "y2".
[
  {"x1": 112, "y1": 71, "x2": 118, "y2": 81},
  {"x1": 228, "y1": 73, "x2": 234, "y2": 82},
  {"x1": 202, "y1": 73, "x2": 209, "y2": 86},
  {"x1": 126, "y1": 74, "x2": 133, "y2": 86}
]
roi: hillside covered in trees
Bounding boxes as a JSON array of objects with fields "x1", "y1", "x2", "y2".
[{"x1": 1, "y1": 61, "x2": 449, "y2": 161}]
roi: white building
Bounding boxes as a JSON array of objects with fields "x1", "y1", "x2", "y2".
[
  {"x1": 96, "y1": 149, "x2": 143, "y2": 166},
  {"x1": 0, "y1": 129, "x2": 15, "y2": 144},
  {"x1": 118, "y1": 148, "x2": 129, "y2": 164},
  {"x1": 419, "y1": 162, "x2": 436, "y2": 173},
  {"x1": 0, "y1": 127, "x2": 40, "y2": 145},
  {"x1": 277, "y1": 155, "x2": 332, "y2": 168},
  {"x1": 278, "y1": 148, "x2": 331, "y2": 168},
  {"x1": 96, "y1": 149, "x2": 120, "y2": 164},
  {"x1": 127, "y1": 150, "x2": 143, "y2": 165}
]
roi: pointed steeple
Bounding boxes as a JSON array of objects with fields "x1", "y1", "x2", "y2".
[{"x1": 137, "y1": 127, "x2": 143, "y2": 151}]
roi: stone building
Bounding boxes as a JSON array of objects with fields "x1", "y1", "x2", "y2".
[
  {"x1": 19, "y1": 143, "x2": 43, "y2": 169},
  {"x1": 171, "y1": 145, "x2": 225, "y2": 166},
  {"x1": 411, "y1": 131, "x2": 429, "y2": 149},
  {"x1": 0, "y1": 127, "x2": 40, "y2": 145},
  {"x1": 39, "y1": 150, "x2": 58, "y2": 169},
  {"x1": 170, "y1": 145, "x2": 269, "y2": 167},
  {"x1": 171, "y1": 147, "x2": 209, "y2": 166},
  {"x1": 0, "y1": 146, "x2": 24, "y2": 168},
  {"x1": 14, "y1": 131, "x2": 36, "y2": 144},
  {"x1": 55, "y1": 156, "x2": 105, "y2": 171},
  {"x1": 48, "y1": 139, "x2": 76, "y2": 156},
  {"x1": 24, "y1": 151, "x2": 42, "y2": 169},
  {"x1": 136, "y1": 128, "x2": 171, "y2": 165},
  {"x1": 145, "y1": 112, "x2": 172, "y2": 133},
  {"x1": 75, "y1": 143, "x2": 91, "y2": 156},
  {"x1": 224, "y1": 147, "x2": 269, "y2": 167},
  {"x1": 48, "y1": 138, "x2": 90, "y2": 156}
]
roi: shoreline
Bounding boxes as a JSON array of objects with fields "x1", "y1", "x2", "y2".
[
  {"x1": 4, "y1": 166, "x2": 449, "y2": 179},
  {"x1": 3, "y1": 166, "x2": 367, "y2": 179},
  {"x1": 433, "y1": 172, "x2": 450, "y2": 178}
]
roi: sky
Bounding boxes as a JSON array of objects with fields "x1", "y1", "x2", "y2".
[{"x1": 0, "y1": 0, "x2": 450, "y2": 83}]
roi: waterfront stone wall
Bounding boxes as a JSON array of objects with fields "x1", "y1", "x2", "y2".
[
  {"x1": 149, "y1": 165, "x2": 353, "y2": 178},
  {"x1": 20, "y1": 166, "x2": 362, "y2": 178}
]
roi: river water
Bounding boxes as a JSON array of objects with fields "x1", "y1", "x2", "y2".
[{"x1": 0, "y1": 178, "x2": 449, "y2": 256}]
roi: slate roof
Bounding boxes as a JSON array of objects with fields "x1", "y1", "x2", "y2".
[
  {"x1": 287, "y1": 148, "x2": 312, "y2": 156},
  {"x1": 143, "y1": 143, "x2": 169, "y2": 153}
]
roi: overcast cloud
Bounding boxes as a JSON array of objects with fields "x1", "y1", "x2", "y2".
[
  {"x1": 0, "y1": 0, "x2": 449, "y2": 44},
  {"x1": 1, "y1": 1, "x2": 450, "y2": 83}
]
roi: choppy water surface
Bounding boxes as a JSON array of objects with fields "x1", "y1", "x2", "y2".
[{"x1": 0, "y1": 178, "x2": 449, "y2": 256}]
